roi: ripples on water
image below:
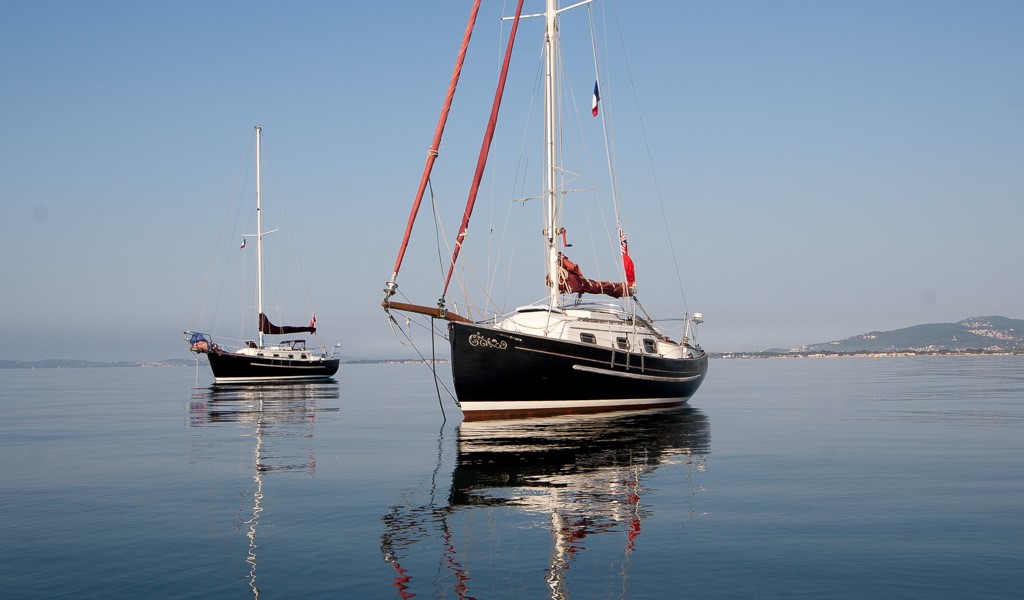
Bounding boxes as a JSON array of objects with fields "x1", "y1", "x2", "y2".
[
  {"x1": 1, "y1": 357, "x2": 1021, "y2": 598},
  {"x1": 867, "y1": 357, "x2": 1024, "y2": 426}
]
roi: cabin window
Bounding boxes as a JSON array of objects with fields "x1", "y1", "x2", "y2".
[
  {"x1": 642, "y1": 338, "x2": 657, "y2": 353},
  {"x1": 579, "y1": 332, "x2": 597, "y2": 344},
  {"x1": 301, "y1": 354, "x2": 307, "y2": 359},
  {"x1": 616, "y1": 337, "x2": 629, "y2": 350},
  {"x1": 273, "y1": 353, "x2": 280, "y2": 358}
]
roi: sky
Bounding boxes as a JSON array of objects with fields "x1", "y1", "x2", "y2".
[{"x1": 1, "y1": 0, "x2": 1022, "y2": 362}]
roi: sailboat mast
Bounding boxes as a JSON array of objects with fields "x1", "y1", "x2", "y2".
[
  {"x1": 255, "y1": 125, "x2": 265, "y2": 348},
  {"x1": 544, "y1": 0, "x2": 560, "y2": 309}
]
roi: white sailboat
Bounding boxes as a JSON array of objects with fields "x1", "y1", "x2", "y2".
[{"x1": 383, "y1": 0, "x2": 707, "y2": 419}]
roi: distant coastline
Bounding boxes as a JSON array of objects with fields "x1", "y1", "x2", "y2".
[{"x1": 712, "y1": 349, "x2": 1023, "y2": 360}]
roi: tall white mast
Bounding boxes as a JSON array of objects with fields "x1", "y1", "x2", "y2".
[
  {"x1": 255, "y1": 125, "x2": 265, "y2": 348},
  {"x1": 544, "y1": 0, "x2": 560, "y2": 309}
]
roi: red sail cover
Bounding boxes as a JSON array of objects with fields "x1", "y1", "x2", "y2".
[
  {"x1": 259, "y1": 313, "x2": 316, "y2": 335},
  {"x1": 553, "y1": 254, "x2": 630, "y2": 299}
]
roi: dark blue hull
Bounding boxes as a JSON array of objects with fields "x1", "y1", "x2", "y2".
[
  {"x1": 448, "y1": 321, "x2": 707, "y2": 420},
  {"x1": 206, "y1": 350, "x2": 339, "y2": 383}
]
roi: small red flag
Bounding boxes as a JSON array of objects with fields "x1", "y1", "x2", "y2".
[{"x1": 619, "y1": 227, "x2": 635, "y2": 287}]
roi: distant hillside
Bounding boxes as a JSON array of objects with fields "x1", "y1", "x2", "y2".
[{"x1": 798, "y1": 316, "x2": 1024, "y2": 353}]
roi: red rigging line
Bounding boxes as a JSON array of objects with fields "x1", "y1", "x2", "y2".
[
  {"x1": 442, "y1": 0, "x2": 526, "y2": 299},
  {"x1": 387, "y1": 0, "x2": 482, "y2": 290}
]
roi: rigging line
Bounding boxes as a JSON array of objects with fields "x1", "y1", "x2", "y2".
[
  {"x1": 588, "y1": 2, "x2": 629, "y2": 288},
  {"x1": 442, "y1": 0, "x2": 526, "y2": 299},
  {"x1": 479, "y1": 33, "x2": 544, "y2": 320},
  {"x1": 562, "y1": 102, "x2": 622, "y2": 293},
  {"x1": 631, "y1": 296, "x2": 670, "y2": 340},
  {"x1": 389, "y1": 0, "x2": 482, "y2": 287},
  {"x1": 211, "y1": 234, "x2": 248, "y2": 339},
  {"x1": 492, "y1": 45, "x2": 543, "y2": 313},
  {"x1": 384, "y1": 311, "x2": 459, "y2": 406},
  {"x1": 608, "y1": 0, "x2": 689, "y2": 313},
  {"x1": 385, "y1": 289, "x2": 448, "y2": 338},
  {"x1": 431, "y1": 319, "x2": 447, "y2": 422},
  {"x1": 260, "y1": 135, "x2": 325, "y2": 346},
  {"x1": 190, "y1": 135, "x2": 255, "y2": 332},
  {"x1": 431, "y1": 178, "x2": 489, "y2": 323},
  {"x1": 429, "y1": 181, "x2": 483, "y2": 321},
  {"x1": 384, "y1": 311, "x2": 412, "y2": 347},
  {"x1": 430, "y1": 179, "x2": 447, "y2": 283},
  {"x1": 496, "y1": 191, "x2": 525, "y2": 315},
  {"x1": 556, "y1": 41, "x2": 606, "y2": 282},
  {"x1": 237, "y1": 245, "x2": 254, "y2": 342},
  {"x1": 428, "y1": 179, "x2": 458, "y2": 283}
]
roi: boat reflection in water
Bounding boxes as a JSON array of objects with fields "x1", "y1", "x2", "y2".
[
  {"x1": 188, "y1": 382, "x2": 340, "y2": 598},
  {"x1": 382, "y1": 407, "x2": 710, "y2": 599}
]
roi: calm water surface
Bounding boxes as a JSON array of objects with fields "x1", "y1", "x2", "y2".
[{"x1": 1, "y1": 356, "x2": 1021, "y2": 598}]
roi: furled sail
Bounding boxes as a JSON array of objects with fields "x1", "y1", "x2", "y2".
[
  {"x1": 552, "y1": 254, "x2": 631, "y2": 299},
  {"x1": 258, "y1": 313, "x2": 316, "y2": 335}
]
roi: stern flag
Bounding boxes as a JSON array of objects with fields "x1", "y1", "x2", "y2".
[
  {"x1": 619, "y1": 226, "x2": 635, "y2": 288},
  {"x1": 592, "y1": 80, "x2": 600, "y2": 117}
]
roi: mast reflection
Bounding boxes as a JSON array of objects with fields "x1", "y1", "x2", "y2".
[
  {"x1": 382, "y1": 407, "x2": 710, "y2": 599},
  {"x1": 188, "y1": 382, "x2": 340, "y2": 598}
]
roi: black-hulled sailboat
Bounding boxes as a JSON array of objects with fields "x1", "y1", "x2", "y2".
[
  {"x1": 383, "y1": 0, "x2": 706, "y2": 420},
  {"x1": 186, "y1": 126, "x2": 339, "y2": 383}
]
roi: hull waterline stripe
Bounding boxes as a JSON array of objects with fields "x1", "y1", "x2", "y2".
[
  {"x1": 255, "y1": 363, "x2": 334, "y2": 369},
  {"x1": 213, "y1": 376, "x2": 334, "y2": 382},
  {"x1": 459, "y1": 397, "x2": 688, "y2": 412},
  {"x1": 571, "y1": 364, "x2": 703, "y2": 382}
]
